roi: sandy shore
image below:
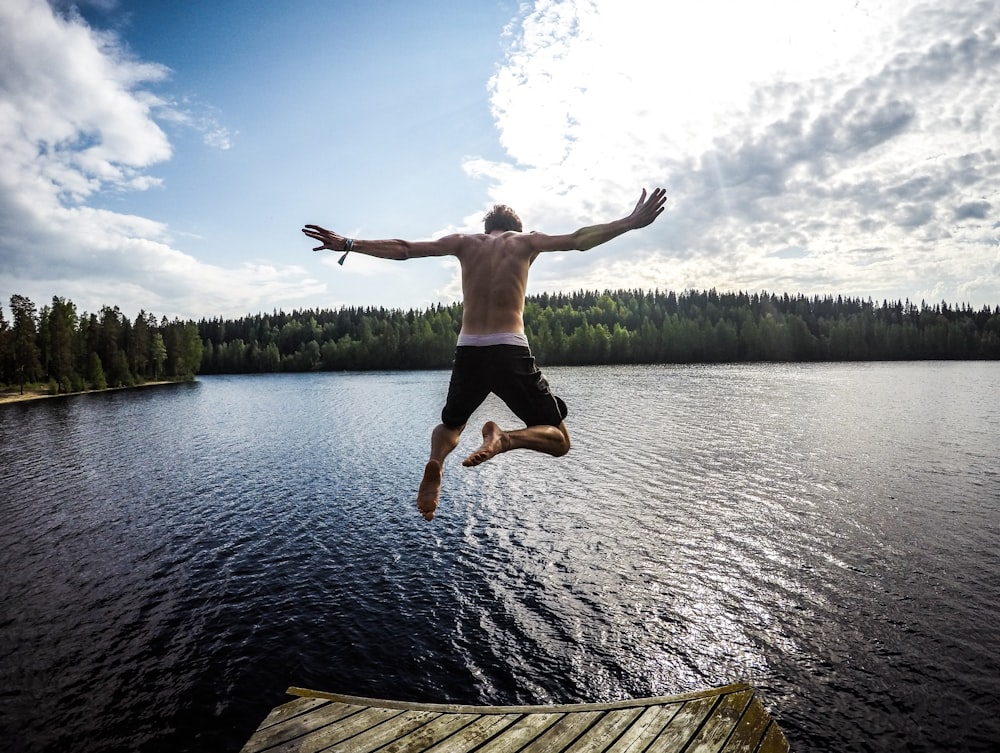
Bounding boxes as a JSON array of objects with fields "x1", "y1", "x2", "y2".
[{"x1": 0, "y1": 381, "x2": 181, "y2": 405}]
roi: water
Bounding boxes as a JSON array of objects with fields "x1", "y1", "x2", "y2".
[{"x1": 1, "y1": 363, "x2": 998, "y2": 752}]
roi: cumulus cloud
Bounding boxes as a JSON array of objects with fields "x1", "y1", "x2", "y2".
[
  {"x1": 3, "y1": 0, "x2": 997, "y2": 322},
  {"x1": 0, "y1": 0, "x2": 301, "y2": 319},
  {"x1": 475, "y1": 0, "x2": 1000, "y2": 306}
]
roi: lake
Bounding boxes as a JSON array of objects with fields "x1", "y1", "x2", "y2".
[{"x1": 1, "y1": 362, "x2": 998, "y2": 752}]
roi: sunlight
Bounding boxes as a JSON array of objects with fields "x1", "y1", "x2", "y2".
[{"x1": 493, "y1": 0, "x2": 900, "y2": 164}]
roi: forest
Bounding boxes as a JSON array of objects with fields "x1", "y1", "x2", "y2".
[
  {"x1": 1, "y1": 294, "x2": 202, "y2": 395},
  {"x1": 3, "y1": 289, "x2": 999, "y2": 395},
  {"x1": 196, "y1": 289, "x2": 1000, "y2": 373}
]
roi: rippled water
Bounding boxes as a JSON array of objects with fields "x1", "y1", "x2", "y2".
[{"x1": 1, "y1": 363, "x2": 998, "y2": 752}]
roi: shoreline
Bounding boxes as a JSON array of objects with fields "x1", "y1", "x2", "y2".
[{"x1": 0, "y1": 380, "x2": 187, "y2": 405}]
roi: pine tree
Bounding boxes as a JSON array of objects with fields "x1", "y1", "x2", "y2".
[{"x1": 10, "y1": 295, "x2": 42, "y2": 394}]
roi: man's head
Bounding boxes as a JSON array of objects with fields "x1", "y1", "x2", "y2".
[{"x1": 484, "y1": 204, "x2": 522, "y2": 233}]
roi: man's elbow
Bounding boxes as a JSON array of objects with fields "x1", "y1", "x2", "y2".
[{"x1": 570, "y1": 230, "x2": 595, "y2": 252}]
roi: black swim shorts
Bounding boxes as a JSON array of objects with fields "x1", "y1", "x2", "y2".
[{"x1": 440, "y1": 345, "x2": 568, "y2": 428}]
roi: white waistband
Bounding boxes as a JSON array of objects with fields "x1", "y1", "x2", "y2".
[{"x1": 456, "y1": 332, "x2": 529, "y2": 347}]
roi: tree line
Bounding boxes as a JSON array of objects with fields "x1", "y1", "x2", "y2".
[
  {"x1": 4, "y1": 289, "x2": 998, "y2": 394},
  {"x1": 197, "y1": 289, "x2": 1000, "y2": 374},
  {"x1": 1, "y1": 294, "x2": 203, "y2": 395}
]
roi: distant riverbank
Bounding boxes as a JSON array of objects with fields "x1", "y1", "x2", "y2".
[{"x1": 0, "y1": 380, "x2": 183, "y2": 405}]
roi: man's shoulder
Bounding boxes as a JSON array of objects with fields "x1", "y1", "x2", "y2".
[
  {"x1": 484, "y1": 230, "x2": 546, "y2": 248},
  {"x1": 456, "y1": 231, "x2": 530, "y2": 252},
  {"x1": 425, "y1": 232, "x2": 488, "y2": 257},
  {"x1": 449, "y1": 232, "x2": 492, "y2": 245}
]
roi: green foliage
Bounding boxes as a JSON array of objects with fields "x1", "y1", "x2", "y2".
[
  {"x1": 195, "y1": 290, "x2": 1000, "y2": 374},
  {"x1": 1, "y1": 295, "x2": 202, "y2": 393},
  {"x1": 197, "y1": 303, "x2": 464, "y2": 374},
  {"x1": 3, "y1": 290, "x2": 998, "y2": 390},
  {"x1": 87, "y1": 352, "x2": 107, "y2": 390},
  {"x1": 9, "y1": 294, "x2": 42, "y2": 393}
]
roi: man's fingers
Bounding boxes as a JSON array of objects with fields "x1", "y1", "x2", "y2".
[
  {"x1": 646, "y1": 187, "x2": 667, "y2": 213},
  {"x1": 634, "y1": 188, "x2": 648, "y2": 212},
  {"x1": 303, "y1": 224, "x2": 340, "y2": 251},
  {"x1": 629, "y1": 187, "x2": 667, "y2": 227}
]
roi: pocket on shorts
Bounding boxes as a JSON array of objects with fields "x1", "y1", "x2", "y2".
[
  {"x1": 513, "y1": 357, "x2": 552, "y2": 397},
  {"x1": 509, "y1": 353, "x2": 540, "y2": 377}
]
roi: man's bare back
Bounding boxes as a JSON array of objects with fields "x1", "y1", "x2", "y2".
[
  {"x1": 304, "y1": 187, "x2": 667, "y2": 520},
  {"x1": 453, "y1": 232, "x2": 537, "y2": 335}
]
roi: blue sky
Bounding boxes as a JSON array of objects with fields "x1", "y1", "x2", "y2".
[{"x1": 1, "y1": 0, "x2": 998, "y2": 322}]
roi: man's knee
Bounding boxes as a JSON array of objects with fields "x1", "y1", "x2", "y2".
[
  {"x1": 552, "y1": 424, "x2": 570, "y2": 457},
  {"x1": 432, "y1": 422, "x2": 464, "y2": 449}
]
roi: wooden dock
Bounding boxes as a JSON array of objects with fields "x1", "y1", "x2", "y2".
[{"x1": 240, "y1": 683, "x2": 789, "y2": 753}]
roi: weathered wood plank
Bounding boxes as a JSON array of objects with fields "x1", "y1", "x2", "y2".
[
  {"x1": 285, "y1": 685, "x2": 753, "y2": 715},
  {"x1": 605, "y1": 703, "x2": 683, "y2": 752},
  {"x1": 720, "y1": 694, "x2": 772, "y2": 753},
  {"x1": 645, "y1": 697, "x2": 718, "y2": 753},
  {"x1": 325, "y1": 710, "x2": 441, "y2": 753},
  {"x1": 377, "y1": 712, "x2": 486, "y2": 753},
  {"x1": 474, "y1": 712, "x2": 564, "y2": 753},
  {"x1": 562, "y1": 708, "x2": 645, "y2": 753},
  {"x1": 684, "y1": 689, "x2": 753, "y2": 753},
  {"x1": 253, "y1": 697, "x2": 331, "y2": 732},
  {"x1": 419, "y1": 713, "x2": 523, "y2": 753},
  {"x1": 266, "y1": 705, "x2": 403, "y2": 753},
  {"x1": 521, "y1": 709, "x2": 604, "y2": 753},
  {"x1": 240, "y1": 701, "x2": 362, "y2": 753},
  {"x1": 757, "y1": 721, "x2": 791, "y2": 753}
]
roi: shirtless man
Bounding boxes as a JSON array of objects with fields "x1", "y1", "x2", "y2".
[{"x1": 303, "y1": 187, "x2": 667, "y2": 520}]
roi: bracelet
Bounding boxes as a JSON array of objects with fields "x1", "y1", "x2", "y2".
[{"x1": 338, "y1": 238, "x2": 354, "y2": 266}]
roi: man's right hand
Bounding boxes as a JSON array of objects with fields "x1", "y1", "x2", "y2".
[{"x1": 302, "y1": 224, "x2": 348, "y2": 253}]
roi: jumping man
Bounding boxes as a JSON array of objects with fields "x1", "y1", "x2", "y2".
[{"x1": 303, "y1": 187, "x2": 667, "y2": 520}]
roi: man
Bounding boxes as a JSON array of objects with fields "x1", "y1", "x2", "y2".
[{"x1": 303, "y1": 186, "x2": 667, "y2": 520}]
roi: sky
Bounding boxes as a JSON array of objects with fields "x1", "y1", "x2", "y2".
[{"x1": 1, "y1": 0, "x2": 998, "y2": 323}]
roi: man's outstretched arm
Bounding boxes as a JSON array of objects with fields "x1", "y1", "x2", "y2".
[
  {"x1": 302, "y1": 225, "x2": 464, "y2": 260},
  {"x1": 530, "y1": 187, "x2": 667, "y2": 253}
]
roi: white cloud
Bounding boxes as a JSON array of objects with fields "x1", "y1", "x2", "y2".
[
  {"x1": 473, "y1": 0, "x2": 1000, "y2": 306},
  {"x1": 0, "y1": 0, "x2": 299, "y2": 319},
  {"x1": 2, "y1": 0, "x2": 997, "y2": 325}
]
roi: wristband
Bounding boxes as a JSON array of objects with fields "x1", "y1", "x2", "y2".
[{"x1": 338, "y1": 238, "x2": 354, "y2": 266}]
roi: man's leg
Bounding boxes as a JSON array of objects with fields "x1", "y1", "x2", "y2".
[
  {"x1": 462, "y1": 421, "x2": 570, "y2": 467},
  {"x1": 417, "y1": 422, "x2": 464, "y2": 520}
]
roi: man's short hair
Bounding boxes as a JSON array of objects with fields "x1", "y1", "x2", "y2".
[{"x1": 484, "y1": 204, "x2": 522, "y2": 233}]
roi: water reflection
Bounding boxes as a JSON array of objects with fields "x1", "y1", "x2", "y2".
[{"x1": 1, "y1": 363, "x2": 998, "y2": 752}]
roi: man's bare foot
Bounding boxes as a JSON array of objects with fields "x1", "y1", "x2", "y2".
[
  {"x1": 417, "y1": 460, "x2": 442, "y2": 520},
  {"x1": 462, "y1": 421, "x2": 509, "y2": 467}
]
